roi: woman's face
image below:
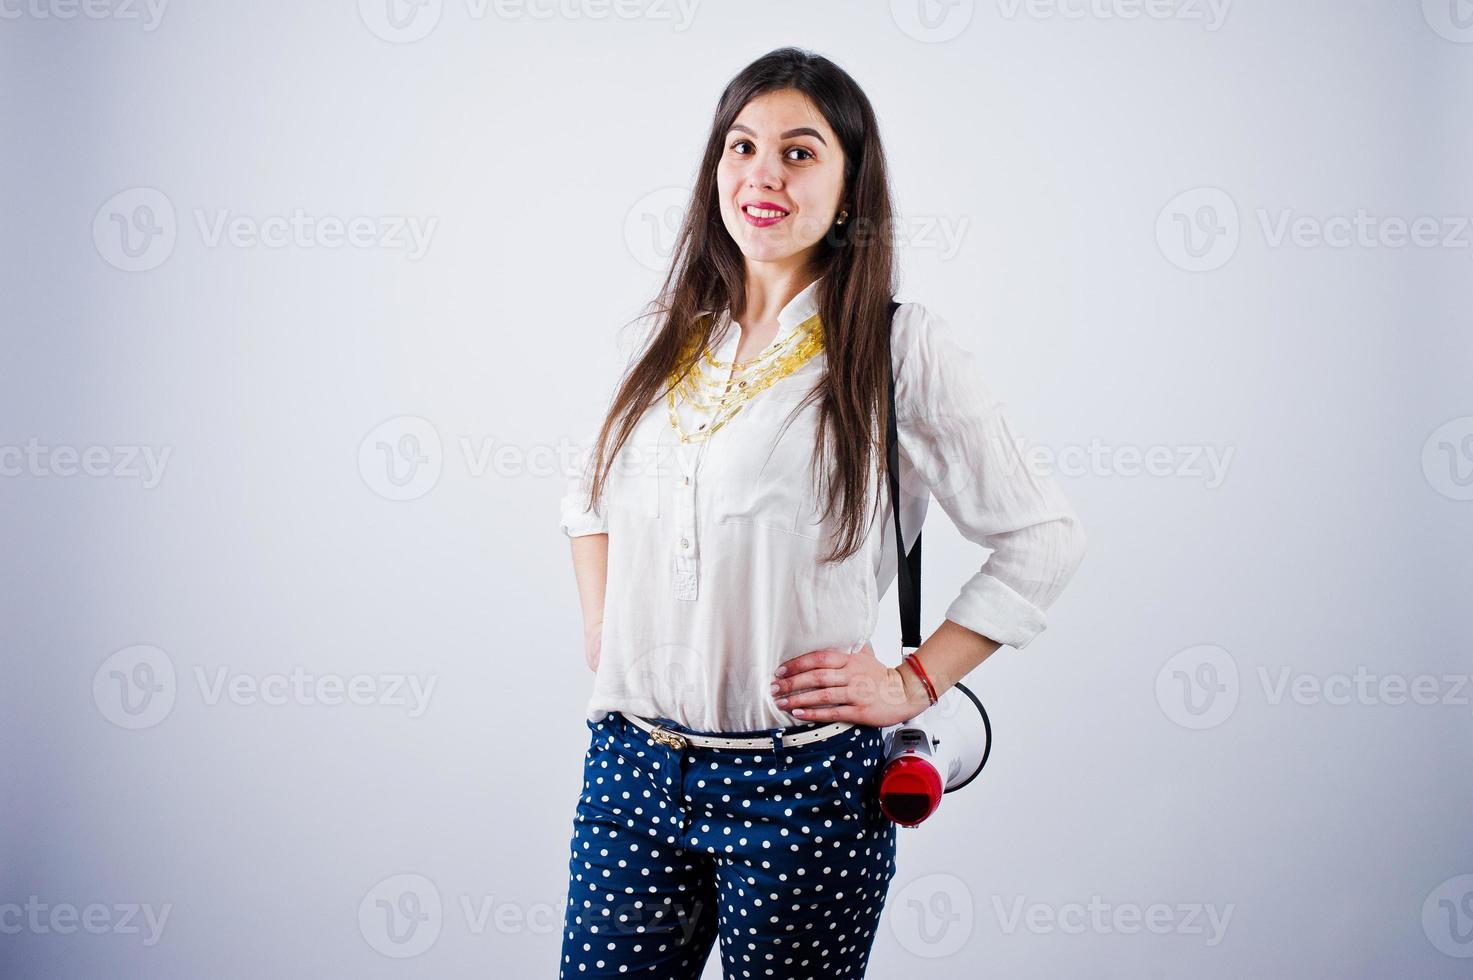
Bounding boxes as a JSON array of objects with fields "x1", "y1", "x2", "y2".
[{"x1": 715, "y1": 88, "x2": 847, "y2": 273}]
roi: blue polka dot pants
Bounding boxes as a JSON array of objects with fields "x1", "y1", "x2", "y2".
[{"x1": 559, "y1": 710, "x2": 898, "y2": 978}]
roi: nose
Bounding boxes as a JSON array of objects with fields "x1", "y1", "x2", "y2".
[{"x1": 745, "y1": 149, "x2": 784, "y2": 191}]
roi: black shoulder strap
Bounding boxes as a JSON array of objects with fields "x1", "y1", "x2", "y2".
[{"x1": 885, "y1": 299, "x2": 923, "y2": 651}]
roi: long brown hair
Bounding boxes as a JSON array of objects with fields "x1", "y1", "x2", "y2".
[{"x1": 584, "y1": 46, "x2": 898, "y2": 565}]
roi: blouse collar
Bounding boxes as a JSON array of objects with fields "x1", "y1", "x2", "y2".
[{"x1": 710, "y1": 275, "x2": 824, "y2": 345}]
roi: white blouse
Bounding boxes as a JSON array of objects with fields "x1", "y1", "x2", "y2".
[{"x1": 559, "y1": 277, "x2": 1087, "y2": 733}]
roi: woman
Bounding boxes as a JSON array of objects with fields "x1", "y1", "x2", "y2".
[{"x1": 556, "y1": 47, "x2": 1086, "y2": 978}]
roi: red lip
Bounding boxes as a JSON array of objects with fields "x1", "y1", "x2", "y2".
[{"x1": 741, "y1": 200, "x2": 791, "y2": 228}]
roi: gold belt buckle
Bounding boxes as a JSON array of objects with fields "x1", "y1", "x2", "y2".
[{"x1": 648, "y1": 725, "x2": 689, "y2": 750}]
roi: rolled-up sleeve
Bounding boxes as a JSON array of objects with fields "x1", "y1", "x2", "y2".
[
  {"x1": 892, "y1": 302, "x2": 1087, "y2": 649},
  {"x1": 559, "y1": 423, "x2": 609, "y2": 538},
  {"x1": 559, "y1": 312, "x2": 666, "y2": 538}
]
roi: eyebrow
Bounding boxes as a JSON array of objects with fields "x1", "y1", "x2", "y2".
[{"x1": 727, "y1": 123, "x2": 828, "y2": 146}]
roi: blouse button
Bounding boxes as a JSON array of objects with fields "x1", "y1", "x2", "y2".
[{"x1": 680, "y1": 537, "x2": 690, "y2": 549}]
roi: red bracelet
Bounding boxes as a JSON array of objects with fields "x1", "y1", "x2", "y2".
[{"x1": 902, "y1": 652, "x2": 938, "y2": 706}]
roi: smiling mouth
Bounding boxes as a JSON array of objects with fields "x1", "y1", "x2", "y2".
[{"x1": 741, "y1": 204, "x2": 791, "y2": 227}]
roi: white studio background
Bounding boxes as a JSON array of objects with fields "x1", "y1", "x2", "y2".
[{"x1": 2, "y1": 2, "x2": 1470, "y2": 978}]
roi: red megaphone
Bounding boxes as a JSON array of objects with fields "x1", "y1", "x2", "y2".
[{"x1": 877, "y1": 682, "x2": 991, "y2": 826}]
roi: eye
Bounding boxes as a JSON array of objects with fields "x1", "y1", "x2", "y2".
[{"x1": 726, "y1": 139, "x2": 817, "y2": 162}]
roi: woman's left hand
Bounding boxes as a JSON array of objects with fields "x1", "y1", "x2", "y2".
[{"x1": 770, "y1": 641, "x2": 931, "y2": 728}]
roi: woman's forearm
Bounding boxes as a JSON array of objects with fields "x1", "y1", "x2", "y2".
[
  {"x1": 897, "y1": 618, "x2": 1003, "y2": 712},
  {"x1": 569, "y1": 532, "x2": 610, "y2": 641}
]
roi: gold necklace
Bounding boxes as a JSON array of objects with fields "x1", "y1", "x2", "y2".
[
  {"x1": 673, "y1": 313, "x2": 809, "y2": 412},
  {"x1": 671, "y1": 345, "x2": 798, "y2": 412},
  {"x1": 667, "y1": 316, "x2": 824, "y2": 444},
  {"x1": 702, "y1": 313, "x2": 815, "y2": 372}
]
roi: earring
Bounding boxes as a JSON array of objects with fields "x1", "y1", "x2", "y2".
[{"x1": 836, "y1": 210, "x2": 849, "y2": 226}]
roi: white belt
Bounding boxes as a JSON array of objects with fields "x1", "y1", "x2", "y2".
[{"x1": 623, "y1": 712, "x2": 853, "y2": 751}]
